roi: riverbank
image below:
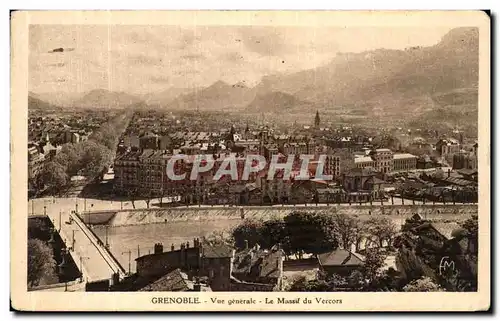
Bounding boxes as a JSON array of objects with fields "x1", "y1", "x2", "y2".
[{"x1": 83, "y1": 204, "x2": 478, "y2": 227}]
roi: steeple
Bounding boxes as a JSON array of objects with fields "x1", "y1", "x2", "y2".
[{"x1": 314, "y1": 110, "x2": 320, "y2": 127}]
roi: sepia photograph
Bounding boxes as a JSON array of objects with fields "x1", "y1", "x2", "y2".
[{"x1": 11, "y1": 10, "x2": 490, "y2": 311}]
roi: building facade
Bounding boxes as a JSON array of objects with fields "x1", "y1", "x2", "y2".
[{"x1": 393, "y1": 153, "x2": 418, "y2": 172}]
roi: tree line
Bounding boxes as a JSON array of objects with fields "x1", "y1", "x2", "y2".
[
  {"x1": 32, "y1": 111, "x2": 133, "y2": 196},
  {"x1": 215, "y1": 211, "x2": 477, "y2": 292},
  {"x1": 230, "y1": 211, "x2": 398, "y2": 258}
]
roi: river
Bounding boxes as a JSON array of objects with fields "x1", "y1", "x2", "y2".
[
  {"x1": 92, "y1": 219, "x2": 241, "y2": 273},
  {"x1": 91, "y1": 207, "x2": 474, "y2": 274}
]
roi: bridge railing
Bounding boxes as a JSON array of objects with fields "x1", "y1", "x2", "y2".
[{"x1": 70, "y1": 212, "x2": 126, "y2": 278}]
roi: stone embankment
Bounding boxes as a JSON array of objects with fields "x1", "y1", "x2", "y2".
[{"x1": 80, "y1": 204, "x2": 478, "y2": 227}]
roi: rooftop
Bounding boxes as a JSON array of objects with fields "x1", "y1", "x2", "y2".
[
  {"x1": 354, "y1": 156, "x2": 374, "y2": 164},
  {"x1": 138, "y1": 268, "x2": 193, "y2": 292},
  {"x1": 317, "y1": 249, "x2": 364, "y2": 267},
  {"x1": 393, "y1": 153, "x2": 417, "y2": 160}
]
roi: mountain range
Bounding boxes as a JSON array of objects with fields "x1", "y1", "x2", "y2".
[{"x1": 28, "y1": 27, "x2": 478, "y2": 130}]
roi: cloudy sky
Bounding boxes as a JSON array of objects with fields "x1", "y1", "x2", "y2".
[{"x1": 29, "y1": 25, "x2": 454, "y2": 95}]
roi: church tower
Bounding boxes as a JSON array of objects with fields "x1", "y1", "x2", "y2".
[{"x1": 314, "y1": 110, "x2": 320, "y2": 128}]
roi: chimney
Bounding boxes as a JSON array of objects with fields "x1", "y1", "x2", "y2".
[
  {"x1": 244, "y1": 240, "x2": 249, "y2": 250},
  {"x1": 448, "y1": 169, "x2": 451, "y2": 178},
  {"x1": 180, "y1": 243, "x2": 186, "y2": 267},
  {"x1": 154, "y1": 243, "x2": 163, "y2": 254},
  {"x1": 187, "y1": 241, "x2": 190, "y2": 249},
  {"x1": 171, "y1": 244, "x2": 175, "y2": 251}
]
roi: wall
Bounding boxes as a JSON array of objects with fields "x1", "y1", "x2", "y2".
[
  {"x1": 84, "y1": 204, "x2": 478, "y2": 227},
  {"x1": 136, "y1": 247, "x2": 200, "y2": 278}
]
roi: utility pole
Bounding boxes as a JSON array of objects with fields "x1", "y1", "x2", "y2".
[
  {"x1": 75, "y1": 198, "x2": 78, "y2": 213},
  {"x1": 71, "y1": 230, "x2": 76, "y2": 251},
  {"x1": 122, "y1": 250, "x2": 132, "y2": 275},
  {"x1": 105, "y1": 225, "x2": 109, "y2": 249},
  {"x1": 79, "y1": 256, "x2": 89, "y2": 282},
  {"x1": 137, "y1": 245, "x2": 140, "y2": 258},
  {"x1": 59, "y1": 210, "x2": 62, "y2": 231},
  {"x1": 44, "y1": 205, "x2": 46, "y2": 216},
  {"x1": 84, "y1": 198, "x2": 87, "y2": 212}
]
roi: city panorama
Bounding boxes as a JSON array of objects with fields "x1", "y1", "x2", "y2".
[{"x1": 26, "y1": 22, "x2": 479, "y2": 295}]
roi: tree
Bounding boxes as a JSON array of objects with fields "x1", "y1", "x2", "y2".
[
  {"x1": 127, "y1": 188, "x2": 138, "y2": 209},
  {"x1": 371, "y1": 134, "x2": 402, "y2": 151},
  {"x1": 80, "y1": 141, "x2": 113, "y2": 180},
  {"x1": 365, "y1": 267, "x2": 402, "y2": 291},
  {"x1": 361, "y1": 248, "x2": 387, "y2": 283},
  {"x1": 403, "y1": 276, "x2": 443, "y2": 292},
  {"x1": 205, "y1": 230, "x2": 233, "y2": 246},
  {"x1": 53, "y1": 143, "x2": 83, "y2": 176},
  {"x1": 232, "y1": 219, "x2": 264, "y2": 250},
  {"x1": 364, "y1": 217, "x2": 398, "y2": 248},
  {"x1": 284, "y1": 211, "x2": 338, "y2": 257},
  {"x1": 27, "y1": 239, "x2": 57, "y2": 287},
  {"x1": 332, "y1": 213, "x2": 360, "y2": 251},
  {"x1": 461, "y1": 215, "x2": 478, "y2": 238},
  {"x1": 35, "y1": 161, "x2": 68, "y2": 195},
  {"x1": 259, "y1": 219, "x2": 288, "y2": 252},
  {"x1": 288, "y1": 275, "x2": 331, "y2": 292},
  {"x1": 347, "y1": 270, "x2": 365, "y2": 290}
]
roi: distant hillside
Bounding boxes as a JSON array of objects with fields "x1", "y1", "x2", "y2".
[
  {"x1": 73, "y1": 89, "x2": 143, "y2": 109},
  {"x1": 28, "y1": 93, "x2": 60, "y2": 110},
  {"x1": 31, "y1": 91, "x2": 84, "y2": 108},
  {"x1": 166, "y1": 81, "x2": 257, "y2": 111},
  {"x1": 141, "y1": 87, "x2": 199, "y2": 107},
  {"x1": 246, "y1": 91, "x2": 312, "y2": 113},
  {"x1": 252, "y1": 27, "x2": 479, "y2": 129}
]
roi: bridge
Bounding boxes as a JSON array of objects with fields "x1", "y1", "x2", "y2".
[{"x1": 38, "y1": 206, "x2": 126, "y2": 286}]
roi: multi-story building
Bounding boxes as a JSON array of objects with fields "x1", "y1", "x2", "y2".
[
  {"x1": 324, "y1": 155, "x2": 341, "y2": 178},
  {"x1": 28, "y1": 144, "x2": 44, "y2": 179},
  {"x1": 354, "y1": 149, "x2": 416, "y2": 173},
  {"x1": 393, "y1": 153, "x2": 418, "y2": 172},
  {"x1": 114, "y1": 149, "x2": 255, "y2": 202},
  {"x1": 436, "y1": 138, "x2": 460, "y2": 157},
  {"x1": 258, "y1": 177, "x2": 292, "y2": 204},
  {"x1": 281, "y1": 142, "x2": 309, "y2": 156},
  {"x1": 113, "y1": 150, "x2": 142, "y2": 193},
  {"x1": 453, "y1": 152, "x2": 478, "y2": 171},
  {"x1": 139, "y1": 132, "x2": 159, "y2": 150},
  {"x1": 369, "y1": 148, "x2": 394, "y2": 174},
  {"x1": 64, "y1": 131, "x2": 80, "y2": 144},
  {"x1": 354, "y1": 155, "x2": 376, "y2": 169},
  {"x1": 134, "y1": 239, "x2": 284, "y2": 292}
]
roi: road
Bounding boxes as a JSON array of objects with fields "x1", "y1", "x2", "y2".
[
  {"x1": 40, "y1": 202, "x2": 123, "y2": 284},
  {"x1": 29, "y1": 196, "x2": 477, "y2": 217}
]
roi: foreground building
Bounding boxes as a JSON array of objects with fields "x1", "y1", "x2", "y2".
[{"x1": 130, "y1": 239, "x2": 285, "y2": 292}]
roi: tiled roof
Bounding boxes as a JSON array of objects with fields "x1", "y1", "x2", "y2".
[
  {"x1": 232, "y1": 248, "x2": 282, "y2": 279},
  {"x1": 431, "y1": 222, "x2": 461, "y2": 240},
  {"x1": 317, "y1": 249, "x2": 364, "y2": 267},
  {"x1": 202, "y1": 242, "x2": 234, "y2": 258},
  {"x1": 345, "y1": 167, "x2": 376, "y2": 177},
  {"x1": 139, "y1": 268, "x2": 193, "y2": 292},
  {"x1": 354, "y1": 156, "x2": 374, "y2": 163},
  {"x1": 393, "y1": 153, "x2": 417, "y2": 160},
  {"x1": 442, "y1": 177, "x2": 476, "y2": 187}
]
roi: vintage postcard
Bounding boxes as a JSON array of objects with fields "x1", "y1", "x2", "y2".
[{"x1": 11, "y1": 10, "x2": 490, "y2": 312}]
